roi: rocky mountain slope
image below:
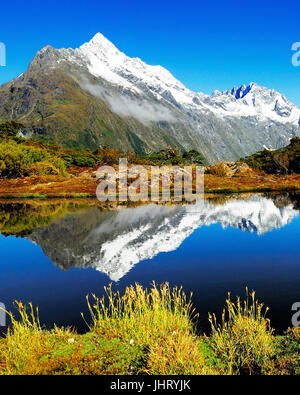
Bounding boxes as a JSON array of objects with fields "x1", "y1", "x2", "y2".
[
  {"x1": 242, "y1": 137, "x2": 300, "y2": 174},
  {"x1": 0, "y1": 33, "x2": 300, "y2": 163}
]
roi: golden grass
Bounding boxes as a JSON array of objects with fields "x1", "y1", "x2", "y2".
[
  {"x1": 85, "y1": 283, "x2": 195, "y2": 343},
  {"x1": 208, "y1": 289, "x2": 274, "y2": 375},
  {"x1": 0, "y1": 283, "x2": 299, "y2": 375},
  {"x1": 0, "y1": 164, "x2": 299, "y2": 199}
]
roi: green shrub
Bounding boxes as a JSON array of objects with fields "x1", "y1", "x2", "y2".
[
  {"x1": 63, "y1": 152, "x2": 97, "y2": 167},
  {"x1": 268, "y1": 328, "x2": 300, "y2": 375},
  {"x1": 94, "y1": 147, "x2": 124, "y2": 165},
  {"x1": 183, "y1": 150, "x2": 206, "y2": 165},
  {"x1": 206, "y1": 163, "x2": 230, "y2": 177},
  {"x1": 0, "y1": 140, "x2": 67, "y2": 178},
  {"x1": 0, "y1": 121, "x2": 25, "y2": 137},
  {"x1": 242, "y1": 137, "x2": 300, "y2": 174},
  {"x1": 28, "y1": 162, "x2": 61, "y2": 176}
]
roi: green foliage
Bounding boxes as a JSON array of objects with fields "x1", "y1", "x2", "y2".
[
  {"x1": 0, "y1": 139, "x2": 67, "y2": 178},
  {"x1": 0, "y1": 121, "x2": 25, "y2": 137},
  {"x1": 268, "y1": 328, "x2": 300, "y2": 375},
  {"x1": 0, "y1": 121, "x2": 207, "y2": 179},
  {"x1": 242, "y1": 137, "x2": 300, "y2": 174},
  {"x1": 183, "y1": 149, "x2": 206, "y2": 165},
  {"x1": 28, "y1": 162, "x2": 61, "y2": 176},
  {"x1": 146, "y1": 148, "x2": 183, "y2": 165},
  {"x1": 62, "y1": 151, "x2": 97, "y2": 167},
  {"x1": 145, "y1": 148, "x2": 206, "y2": 166},
  {"x1": 0, "y1": 302, "x2": 144, "y2": 375},
  {"x1": 0, "y1": 201, "x2": 91, "y2": 236}
]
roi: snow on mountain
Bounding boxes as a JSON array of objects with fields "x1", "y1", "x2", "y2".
[
  {"x1": 3, "y1": 33, "x2": 300, "y2": 162},
  {"x1": 89, "y1": 196, "x2": 298, "y2": 281},
  {"x1": 43, "y1": 32, "x2": 299, "y2": 127},
  {"x1": 207, "y1": 83, "x2": 300, "y2": 125},
  {"x1": 73, "y1": 34, "x2": 300, "y2": 126},
  {"x1": 77, "y1": 33, "x2": 203, "y2": 106},
  {"x1": 29, "y1": 195, "x2": 299, "y2": 282}
]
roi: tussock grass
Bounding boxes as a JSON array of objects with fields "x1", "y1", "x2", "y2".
[
  {"x1": 85, "y1": 283, "x2": 195, "y2": 345},
  {"x1": 208, "y1": 289, "x2": 274, "y2": 375},
  {"x1": 84, "y1": 283, "x2": 216, "y2": 375},
  {"x1": 0, "y1": 284, "x2": 299, "y2": 375}
]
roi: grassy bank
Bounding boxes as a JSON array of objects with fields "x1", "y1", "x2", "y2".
[
  {"x1": 0, "y1": 169, "x2": 299, "y2": 200},
  {"x1": 0, "y1": 283, "x2": 299, "y2": 375},
  {"x1": 0, "y1": 125, "x2": 299, "y2": 199}
]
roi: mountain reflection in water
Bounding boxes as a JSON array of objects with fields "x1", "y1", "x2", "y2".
[
  {"x1": 1, "y1": 193, "x2": 298, "y2": 281},
  {"x1": 0, "y1": 193, "x2": 299, "y2": 334}
]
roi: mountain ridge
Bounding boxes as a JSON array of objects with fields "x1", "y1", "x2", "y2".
[{"x1": 0, "y1": 33, "x2": 299, "y2": 163}]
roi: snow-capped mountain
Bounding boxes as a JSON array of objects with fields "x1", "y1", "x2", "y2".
[
  {"x1": 208, "y1": 83, "x2": 300, "y2": 125},
  {"x1": 1, "y1": 33, "x2": 300, "y2": 162},
  {"x1": 77, "y1": 34, "x2": 300, "y2": 126},
  {"x1": 28, "y1": 195, "x2": 299, "y2": 281}
]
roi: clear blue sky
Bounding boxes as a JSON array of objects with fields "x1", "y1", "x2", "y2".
[{"x1": 0, "y1": 0, "x2": 300, "y2": 105}]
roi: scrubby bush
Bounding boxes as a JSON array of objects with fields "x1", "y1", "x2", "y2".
[
  {"x1": 146, "y1": 148, "x2": 183, "y2": 165},
  {"x1": 93, "y1": 147, "x2": 125, "y2": 165},
  {"x1": 183, "y1": 149, "x2": 206, "y2": 165},
  {"x1": 27, "y1": 162, "x2": 61, "y2": 176},
  {"x1": 206, "y1": 163, "x2": 230, "y2": 177},
  {"x1": 0, "y1": 140, "x2": 67, "y2": 178},
  {"x1": 62, "y1": 151, "x2": 97, "y2": 168},
  {"x1": 0, "y1": 121, "x2": 25, "y2": 137}
]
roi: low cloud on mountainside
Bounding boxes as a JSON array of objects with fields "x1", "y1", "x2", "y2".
[{"x1": 76, "y1": 76, "x2": 176, "y2": 125}]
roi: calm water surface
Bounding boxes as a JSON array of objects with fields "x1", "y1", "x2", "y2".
[{"x1": 0, "y1": 192, "x2": 299, "y2": 334}]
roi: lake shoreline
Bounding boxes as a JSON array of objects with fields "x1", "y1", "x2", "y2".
[{"x1": 0, "y1": 169, "x2": 299, "y2": 199}]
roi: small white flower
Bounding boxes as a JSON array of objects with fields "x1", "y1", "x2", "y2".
[
  {"x1": 129, "y1": 339, "x2": 134, "y2": 345},
  {"x1": 68, "y1": 338, "x2": 75, "y2": 344}
]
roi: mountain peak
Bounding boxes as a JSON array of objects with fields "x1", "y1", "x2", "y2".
[
  {"x1": 81, "y1": 32, "x2": 120, "y2": 55},
  {"x1": 229, "y1": 83, "x2": 258, "y2": 99},
  {"x1": 89, "y1": 32, "x2": 112, "y2": 45}
]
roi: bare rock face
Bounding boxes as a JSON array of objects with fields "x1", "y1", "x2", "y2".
[
  {"x1": 205, "y1": 162, "x2": 255, "y2": 177},
  {"x1": 227, "y1": 162, "x2": 256, "y2": 176}
]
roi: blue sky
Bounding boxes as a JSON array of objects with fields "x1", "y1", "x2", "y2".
[{"x1": 0, "y1": 0, "x2": 300, "y2": 104}]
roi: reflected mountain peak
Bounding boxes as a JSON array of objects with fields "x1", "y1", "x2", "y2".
[{"x1": 13, "y1": 194, "x2": 298, "y2": 282}]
